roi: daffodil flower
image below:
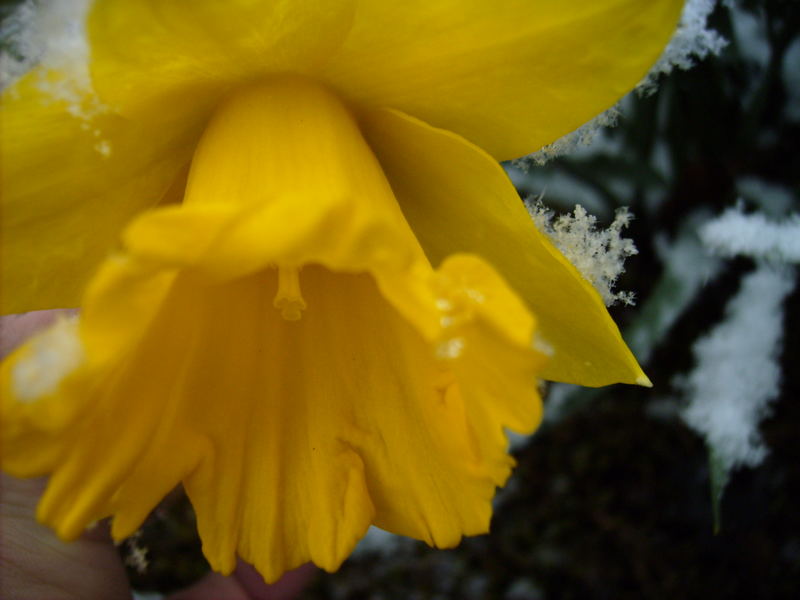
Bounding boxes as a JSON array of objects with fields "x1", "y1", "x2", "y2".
[{"x1": 0, "y1": 0, "x2": 682, "y2": 582}]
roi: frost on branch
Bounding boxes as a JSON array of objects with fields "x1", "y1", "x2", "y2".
[
  {"x1": 678, "y1": 265, "x2": 795, "y2": 472},
  {"x1": 526, "y1": 200, "x2": 637, "y2": 307},
  {"x1": 700, "y1": 207, "x2": 800, "y2": 263},
  {"x1": 680, "y1": 206, "x2": 798, "y2": 483}
]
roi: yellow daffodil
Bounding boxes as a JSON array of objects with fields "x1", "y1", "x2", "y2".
[{"x1": 0, "y1": 0, "x2": 681, "y2": 582}]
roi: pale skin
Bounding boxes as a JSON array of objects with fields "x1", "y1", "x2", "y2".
[{"x1": 0, "y1": 311, "x2": 316, "y2": 600}]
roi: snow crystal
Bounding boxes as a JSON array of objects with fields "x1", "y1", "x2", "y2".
[
  {"x1": 700, "y1": 208, "x2": 800, "y2": 264},
  {"x1": 516, "y1": 1, "x2": 727, "y2": 165},
  {"x1": 0, "y1": 0, "x2": 100, "y2": 118},
  {"x1": 679, "y1": 264, "x2": 795, "y2": 470},
  {"x1": 527, "y1": 201, "x2": 637, "y2": 306},
  {"x1": 639, "y1": 0, "x2": 727, "y2": 93},
  {"x1": 512, "y1": 105, "x2": 620, "y2": 168},
  {"x1": 12, "y1": 314, "x2": 84, "y2": 402},
  {"x1": 123, "y1": 531, "x2": 150, "y2": 574},
  {"x1": 0, "y1": 0, "x2": 39, "y2": 87}
]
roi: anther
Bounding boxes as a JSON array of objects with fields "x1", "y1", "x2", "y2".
[{"x1": 273, "y1": 266, "x2": 307, "y2": 321}]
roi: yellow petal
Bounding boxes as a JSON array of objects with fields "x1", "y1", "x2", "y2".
[
  {"x1": 361, "y1": 107, "x2": 647, "y2": 387},
  {"x1": 1, "y1": 246, "x2": 544, "y2": 580},
  {"x1": 323, "y1": 264, "x2": 543, "y2": 545},
  {"x1": 0, "y1": 73, "x2": 546, "y2": 580},
  {"x1": 0, "y1": 315, "x2": 85, "y2": 476},
  {"x1": 323, "y1": 0, "x2": 684, "y2": 159},
  {"x1": 86, "y1": 0, "x2": 680, "y2": 160},
  {"x1": 123, "y1": 76, "x2": 426, "y2": 281},
  {"x1": 87, "y1": 0, "x2": 356, "y2": 121},
  {"x1": 4, "y1": 0, "x2": 681, "y2": 315},
  {"x1": 0, "y1": 74, "x2": 194, "y2": 314}
]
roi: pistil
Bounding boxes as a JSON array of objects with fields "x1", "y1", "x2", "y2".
[{"x1": 274, "y1": 266, "x2": 306, "y2": 321}]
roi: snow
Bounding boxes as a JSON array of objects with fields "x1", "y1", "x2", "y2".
[
  {"x1": 680, "y1": 205, "x2": 798, "y2": 473},
  {"x1": 640, "y1": 0, "x2": 728, "y2": 92},
  {"x1": 700, "y1": 207, "x2": 800, "y2": 263},
  {"x1": 1, "y1": 0, "x2": 103, "y2": 119},
  {"x1": 679, "y1": 264, "x2": 795, "y2": 470},
  {"x1": 527, "y1": 201, "x2": 638, "y2": 307},
  {"x1": 12, "y1": 314, "x2": 84, "y2": 402},
  {"x1": 517, "y1": 0, "x2": 728, "y2": 165}
]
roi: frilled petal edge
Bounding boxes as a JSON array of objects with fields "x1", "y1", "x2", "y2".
[
  {"x1": 1, "y1": 75, "x2": 547, "y2": 582},
  {"x1": 1, "y1": 213, "x2": 545, "y2": 580},
  {"x1": 361, "y1": 107, "x2": 648, "y2": 387}
]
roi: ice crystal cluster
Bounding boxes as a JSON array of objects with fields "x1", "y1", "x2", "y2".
[
  {"x1": 680, "y1": 207, "x2": 798, "y2": 473},
  {"x1": 639, "y1": 0, "x2": 727, "y2": 91},
  {"x1": 516, "y1": 0, "x2": 727, "y2": 167},
  {"x1": 0, "y1": 0, "x2": 95, "y2": 113},
  {"x1": 11, "y1": 314, "x2": 84, "y2": 403},
  {"x1": 527, "y1": 200, "x2": 637, "y2": 307},
  {"x1": 514, "y1": 106, "x2": 620, "y2": 167},
  {"x1": 701, "y1": 208, "x2": 800, "y2": 263},
  {"x1": 679, "y1": 265, "x2": 795, "y2": 471}
]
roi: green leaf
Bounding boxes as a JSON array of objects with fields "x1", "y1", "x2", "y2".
[{"x1": 708, "y1": 447, "x2": 730, "y2": 535}]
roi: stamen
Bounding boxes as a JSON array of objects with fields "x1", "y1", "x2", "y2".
[{"x1": 273, "y1": 266, "x2": 307, "y2": 321}]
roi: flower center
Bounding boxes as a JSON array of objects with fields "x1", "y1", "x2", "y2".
[
  {"x1": 273, "y1": 266, "x2": 306, "y2": 321},
  {"x1": 169, "y1": 74, "x2": 430, "y2": 313}
]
